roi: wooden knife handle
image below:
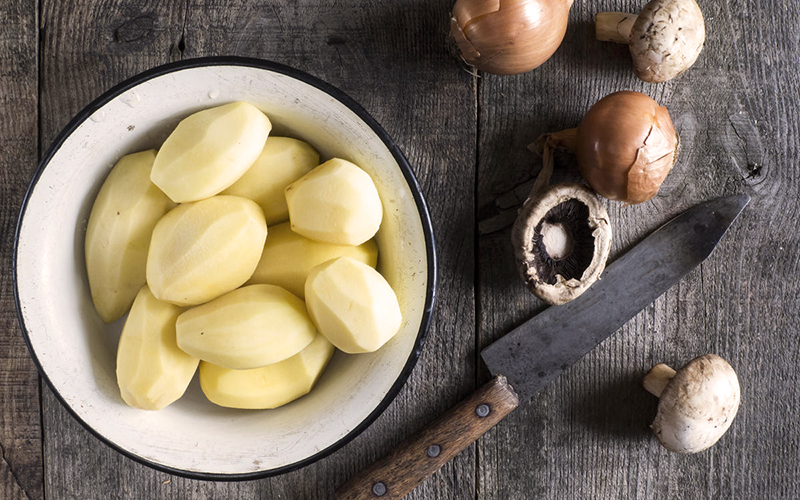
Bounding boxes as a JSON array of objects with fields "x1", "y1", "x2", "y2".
[{"x1": 335, "y1": 375, "x2": 520, "y2": 500}]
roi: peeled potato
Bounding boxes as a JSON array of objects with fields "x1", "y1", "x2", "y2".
[
  {"x1": 116, "y1": 286, "x2": 199, "y2": 410},
  {"x1": 146, "y1": 195, "x2": 267, "y2": 306},
  {"x1": 176, "y1": 284, "x2": 317, "y2": 370},
  {"x1": 199, "y1": 333, "x2": 334, "y2": 409},
  {"x1": 285, "y1": 158, "x2": 382, "y2": 245},
  {"x1": 305, "y1": 257, "x2": 402, "y2": 353},
  {"x1": 151, "y1": 101, "x2": 272, "y2": 203},
  {"x1": 248, "y1": 222, "x2": 378, "y2": 298},
  {"x1": 222, "y1": 137, "x2": 319, "y2": 225},
  {"x1": 85, "y1": 150, "x2": 176, "y2": 323}
]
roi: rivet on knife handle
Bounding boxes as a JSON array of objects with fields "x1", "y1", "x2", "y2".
[{"x1": 335, "y1": 375, "x2": 520, "y2": 500}]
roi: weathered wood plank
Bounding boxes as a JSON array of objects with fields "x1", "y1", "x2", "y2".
[
  {"x1": 39, "y1": 0, "x2": 187, "y2": 134},
  {"x1": 36, "y1": 1, "x2": 477, "y2": 499},
  {"x1": 178, "y1": 1, "x2": 478, "y2": 498},
  {"x1": 37, "y1": 1, "x2": 188, "y2": 498},
  {"x1": 0, "y1": 0, "x2": 43, "y2": 499},
  {"x1": 15, "y1": 0, "x2": 800, "y2": 498},
  {"x1": 476, "y1": 0, "x2": 800, "y2": 498},
  {"x1": 336, "y1": 376, "x2": 519, "y2": 500}
]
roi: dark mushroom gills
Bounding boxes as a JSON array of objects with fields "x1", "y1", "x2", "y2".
[{"x1": 512, "y1": 183, "x2": 611, "y2": 305}]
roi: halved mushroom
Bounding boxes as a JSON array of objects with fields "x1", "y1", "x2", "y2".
[
  {"x1": 511, "y1": 183, "x2": 611, "y2": 305},
  {"x1": 595, "y1": 0, "x2": 706, "y2": 83},
  {"x1": 643, "y1": 354, "x2": 741, "y2": 453}
]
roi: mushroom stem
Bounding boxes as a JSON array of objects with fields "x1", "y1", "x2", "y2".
[
  {"x1": 643, "y1": 363, "x2": 677, "y2": 397},
  {"x1": 595, "y1": 12, "x2": 637, "y2": 44},
  {"x1": 541, "y1": 222, "x2": 573, "y2": 260}
]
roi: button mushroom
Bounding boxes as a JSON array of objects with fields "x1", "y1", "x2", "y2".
[
  {"x1": 643, "y1": 354, "x2": 741, "y2": 453},
  {"x1": 595, "y1": 0, "x2": 706, "y2": 83},
  {"x1": 511, "y1": 182, "x2": 612, "y2": 305}
]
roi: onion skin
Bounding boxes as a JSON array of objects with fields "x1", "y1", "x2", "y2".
[
  {"x1": 450, "y1": 0, "x2": 574, "y2": 75},
  {"x1": 575, "y1": 91, "x2": 679, "y2": 204}
]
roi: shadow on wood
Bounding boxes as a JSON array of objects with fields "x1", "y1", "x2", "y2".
[{"x1": 568, "y1": 368, "x2": 658, "y2": 441}]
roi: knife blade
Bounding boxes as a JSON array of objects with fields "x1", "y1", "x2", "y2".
[
  {"x1": 482, "y1": 193, "x2": 751, "y2": 401},
  {"x1": 335, "y1": 194, "x2": 750, "y2": 500}
]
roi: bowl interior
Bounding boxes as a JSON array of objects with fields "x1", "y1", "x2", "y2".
[{"x1": 15, "y1": 61, "x2": 433, "y2": 478}]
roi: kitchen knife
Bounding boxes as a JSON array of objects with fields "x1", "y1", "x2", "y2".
[{"x1": 335, "y1": 194, "x2": 750, "y2": 500}]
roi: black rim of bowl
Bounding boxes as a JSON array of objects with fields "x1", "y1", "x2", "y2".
[{"x1": 13, "y1": 55, "x2": 437, "y2": 481}]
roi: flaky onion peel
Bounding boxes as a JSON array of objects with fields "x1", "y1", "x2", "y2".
[
  {"x1": 450, "y1": 0, "x2": 574, "y2": 75},
  {"x1": 533, "y1": 91, "x2": 680, "y2": 204}
]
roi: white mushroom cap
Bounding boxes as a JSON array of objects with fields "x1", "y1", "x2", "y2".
[
  {"x1": 629, "y1": 0, "x2": 706, "y2": 83},
  {"x1": 644, "y1": 354, "x2": 740, "y2": 453}
]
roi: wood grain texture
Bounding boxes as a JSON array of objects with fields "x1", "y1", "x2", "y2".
[
  {"x1": 336, "y1": 376, "x2": 519, "y2": 500},
  {"x1": 4, "y1": 0, "x2": 800, "y2": 498},
  {"x1": 37, "y1": 1, "x2": 189, "y2": 498},
  {"x1": 177, "y1": 2, "x2": 478, "y2": 499},
  {"x1": 477, "y1": 0, "x2": 800, "y2": 499},
  {"x1": 35, "y1": 1, "x2": 477, "y2": 499},
  {"x1": 0, "y1": 0, "x2": 42, "y2": 499}
]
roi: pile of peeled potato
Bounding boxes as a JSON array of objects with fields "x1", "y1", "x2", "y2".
[{"x1": 85, "y1": 101, "x2": 403, "y2": 411}]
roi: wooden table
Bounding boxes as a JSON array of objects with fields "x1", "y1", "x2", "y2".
[{"x1": 2, "y1": 0, "x2": 797, "y2": 498}]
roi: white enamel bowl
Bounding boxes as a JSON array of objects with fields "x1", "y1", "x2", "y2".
[{"x1": 14, "y1": 57, "x2": 436, "y2": 479}]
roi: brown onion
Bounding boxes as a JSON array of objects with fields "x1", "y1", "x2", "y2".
[
  {"x1": 534, "y1": 91, "x2": 679, "y2": 204},
  {"x1": 450, "y1": 0, "x2": 574, "y2": 75}
]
